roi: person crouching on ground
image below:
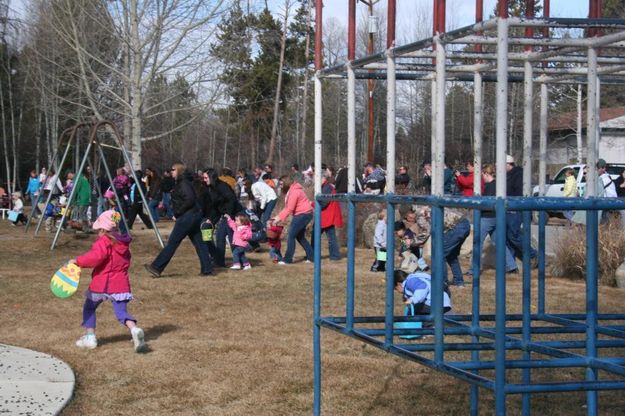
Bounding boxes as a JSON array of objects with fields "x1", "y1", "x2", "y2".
[
  {"x1": 69, "y1": 210, "x2": 147, "y2": 352},
  {"x1": 394, "y1": 270, "x2": 451, "y2": 315},
  {"x1": 226, "y1": 212, "x2": 253, "y2": 270},
  {"x1": 10, "y1": 191, "x2": 27, "y2": 225}
]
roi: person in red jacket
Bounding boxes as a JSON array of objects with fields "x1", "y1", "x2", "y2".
[
  {"x1": 318, "y1": 172, "x2": 343, "y2": 260},
  {"x1": 69, "y1": 210, "x2": 147, "y2": 353},
  {"x1": 454, "y1": 160, "x2": 484, "y2": 196}
]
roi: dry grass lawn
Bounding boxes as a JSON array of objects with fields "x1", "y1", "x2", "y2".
[{"x1": 2, "y1": 219, "x2": 625, "y2": 415}]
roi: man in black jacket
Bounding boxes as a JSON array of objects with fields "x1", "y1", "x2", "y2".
[{"x1": 145, "y1": 163, "x2": 214, "y2": 277}]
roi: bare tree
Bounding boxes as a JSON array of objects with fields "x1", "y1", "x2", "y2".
[{"x1": 29, "y1": 0, "x2": 227, "y2": 168}]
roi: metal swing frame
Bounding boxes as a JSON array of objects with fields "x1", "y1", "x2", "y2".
[{"x1": 25, "y1": 121, "x2": 164, "y2": 250}]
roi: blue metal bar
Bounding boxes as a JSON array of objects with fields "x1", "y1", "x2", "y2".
[
  {"x1": 431, "y1": 205, "x2": 445, "y2": 363},
  {"x1": 346, "y1": 197, "x2": 356, "y2": 330},
  {"x1": 522, "y1": 210, "x2": 532, "y2": 415},
  {"x1": 322, "y1": 312, "x2": 625, "y2": 324},
  {"x1": 541, "y1": 314, "x2": 625, "y2": 339},
  {"x1": 384, "y1": 201, "x2": 396, "y2": 346},
  {"x1": 538, "y1": 210, "x2": 546, "y2": 314},
  {"x1": 313, "y1": 201, "x2": 322, "y2": 416},
  {"x1": 455, "y1": 357, "x2": 625, "y2": 371},
  {"x1": 506, "y1": 380, "x2": 625, "y2": 394},
  {"x1": 586, "y1": 209, "x2": 599, "y2": 415},
  {"x1": 471, "y1": 209, "x2": 482, "y2": 416},
  {"x1": 495, "y1": 198, "x2": 507, "y2": 414},
  {"x1": 316, "y1": 193, "x2": 625, "y2": 212}
]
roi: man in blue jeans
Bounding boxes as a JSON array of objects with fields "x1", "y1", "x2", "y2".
[
  {"x1": 442, "y1": 212, "x2": 471, "y2": 287},
  {"x1": 505, "y1": 154, "x2": 538, "y2": 270}
]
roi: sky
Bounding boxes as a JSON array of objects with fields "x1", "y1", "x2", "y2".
[{"x1": 313, "y1": 0, "x2": 589, "y2": 25}]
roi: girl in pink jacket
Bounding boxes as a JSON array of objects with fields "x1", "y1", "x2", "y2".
[
  {"x1": 69, "y1": 210, "x2": 147, "y2": 352},
  {"x1": 226, "y1": 212, "x2": 253, "y2": 270}
]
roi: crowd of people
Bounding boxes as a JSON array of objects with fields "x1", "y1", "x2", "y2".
[{"x1": 7, "y1": 156, "x2": 620, "y2": 350}]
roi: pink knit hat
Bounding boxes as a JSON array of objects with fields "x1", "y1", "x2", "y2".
[
  {"x1": 104, "y1": 189, "x2": 115, "y2": 199},
  {"x1": 92, "y1": 210, "x2": 121, "y2": 231}
]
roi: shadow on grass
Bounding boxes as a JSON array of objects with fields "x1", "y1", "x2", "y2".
[{"x1": 97, "y1": 324, "x2": 179, "y2": 350}]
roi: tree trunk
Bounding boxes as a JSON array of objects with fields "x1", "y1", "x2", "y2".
[{"x1": 265, "y1": 0, "x2": 291, "y2": 165}]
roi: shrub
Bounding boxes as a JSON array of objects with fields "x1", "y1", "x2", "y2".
[{"x1": 551, "y1": 216, "x2": 625, "y2": 286}]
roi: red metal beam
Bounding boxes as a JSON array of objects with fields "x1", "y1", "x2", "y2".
[
  {"x1": 543, "y1": 0, "x2": 550, "y2": 39},
  {"x1": 433, "y1": 0, "x2": 439, "y2": 36},
  {"x1": 348, "y1": 0, "x2": 356, "y2": 60},
  {"x1": 475, "y1": 0, "x2": 483, "y2": 53},
  {"x1": 387, "y1": 0, "x2": 396, "y2": 48},
  {"x1": 315, "y1": 0, "x2": 323, "y2": 70},
  {"x1": 525, "y1": 0, "x2": 535, "y2": 52},
  {"x1": 497, "y1": 0, "x2": 508, "y2": 18},
  {"x1": 437, "y1": 0, "x2": 446, "y2": 33}
]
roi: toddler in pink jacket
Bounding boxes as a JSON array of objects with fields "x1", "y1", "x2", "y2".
[
  {"x1": 69, "y1": 210, "x2": 147, "y2": 352},
  {"x1": 226, "y1": 212, "x2": 253, "y2": 270}
]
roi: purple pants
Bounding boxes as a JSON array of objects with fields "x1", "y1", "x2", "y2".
[{"x1": 81, "y1": 298, "x2": 136, "y2": 329}]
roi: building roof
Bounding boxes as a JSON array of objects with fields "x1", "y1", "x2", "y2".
[{"x1": 549, "y1": 107, "x2": 625, "y2": 131}]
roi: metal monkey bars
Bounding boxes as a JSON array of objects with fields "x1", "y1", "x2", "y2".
[{"x1": 312, "y1": 1, "x2": 625, "y2": 415}]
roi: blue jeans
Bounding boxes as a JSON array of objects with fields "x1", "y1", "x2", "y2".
[
  {"x1": 506, "y1": 211, "x2": 537, "y2": 261},
  {"x1": 214, "y1": 217, "x2": 234, "y2": 267},
  {"x1": 97, "y1": 196, "x2": 108, "y2": 217},
  {"x1": 151, "y1": 209, "x2": 213, "y2": 274},
  {"x1": 478, "y1": 216, "x2": 517, "y2": 272},
  {"x1": 321, "y1": 226, "x2": 341, "y2": 260},
  {"x1": 148, "y1": 199, "x2": 160, "y2": 223},
  {"x1": 261, "y1": 199, "x2": 277, "y2": 226},
  {"x1": 284, "y1": 213, "x2": 314, "y2": 264},
  {"x1": 162, "y1": 192, "x2": 173, "y2": 218},
  {"x1": 443, "y1": 218, "x2": 471, "y2": 283},
  {"x1": 232, "y1": 246, "x2": 249, "y2": 266},
  {"x1": 269, "y1": 246, "x2": 283, "y2": 261}
]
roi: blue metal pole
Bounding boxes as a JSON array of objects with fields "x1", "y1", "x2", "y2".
[
  {"x1": 471, "y1": 209, "x2": 482, "y2": 416},
  {"x1": 385, "y1": 200, "x2": 396, "y2": 346},
  {"x1": 586, "y1": 209, "x2": 599, "y2": 416},
  {"x1": 495, "y1": 198, "x2": 507, "y2": 415},
  {"x1": 346, "y1": 197, "x2": 356, "y2": 330},
  {"x1": 431, "y1": 205, "x2": 445, "y2": 363},
  {"x1": 538, "y1": 210, "x2": 546, "y2": 314},
  {"x1": 521, "y1": 210, "x2": 532, "y2": 415},
  {"x1": 313, "y1": 200, "x2": 322, "y2": 416}
]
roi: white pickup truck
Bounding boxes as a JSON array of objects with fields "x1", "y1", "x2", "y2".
[{"x1": 532, "y1": 163, "x2": 625, "y2": 217}]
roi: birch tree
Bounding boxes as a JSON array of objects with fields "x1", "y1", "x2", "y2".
[{"x1": 30, "y1": 0, "x2": 226, "y2": 168}]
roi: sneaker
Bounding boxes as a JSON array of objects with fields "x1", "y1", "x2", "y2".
[
  {"x1": 450, "y1": 281, "x2": 465, "y2": 287},
  {"x1": 230, "y1": 264, "x2": 241, "y2": 270},
  {"x1": 243, "y1": 264, "x2": 252, "y2": 270},
  {"x1": 131, "y1": 327, "x2": 147, "y2": 353},
  {"x1": 506, "y1": 268, "x2": 519, "y2": 275},
  {"x1": 277, "y1": 261, "x2": 286, "y2": 265},
  {"x1": 76, "y1": 334, "x2": 97, "y2": 349},
  {"x1": 144, "y1": 263, "x2": 161, "y2": 278}
]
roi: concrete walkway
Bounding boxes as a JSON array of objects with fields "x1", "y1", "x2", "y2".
[{"x1": 0, "y1": 344, "x2": 74, "y2": 415}]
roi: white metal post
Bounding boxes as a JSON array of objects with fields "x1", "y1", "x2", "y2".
[
  {"x1": 586, "y1": 47, "x2": 598, "y2": 197},
  {"x1": 347, "y1": 65, "x2": 356, "y2": 193},
  {"x1": 523, "y1": 61, "x2": 534, "y2": 196},
  {"x1": 433, "y1": 36, "x2": 446, "y2": 196},
  {"x1": 431, "y1": 78, "x2": 438, "y2": 194},
  {"x1": 386, "y1": 50, "x2": 396, "y2": 193},
  {"x1": 577, "y1": 84, "x2": 583, "y2": 163},
  {"x1": 495, "y1": 18, "x2": 509, "y2": 197},
  {"x1": 473, "y1": 71, "x2": 483, "y2": 195},
  {"x1": 539, "y1": 82, "x2": 548, "y2": 196},
  {"x1": 314, "y1": 75, "x2": 323, "y2": 195}
]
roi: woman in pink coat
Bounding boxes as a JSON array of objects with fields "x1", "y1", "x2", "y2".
[
  {"x1": 69, "y1": 210, "x2": 147, "y2": 352},
  {"x1": 273, "y1": 176, "x2": 314, "y2": 264}
]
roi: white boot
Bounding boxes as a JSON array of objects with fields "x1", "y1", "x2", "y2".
[{"x1": 131, "y1": 327, "x2": 147, "y2": 353}]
